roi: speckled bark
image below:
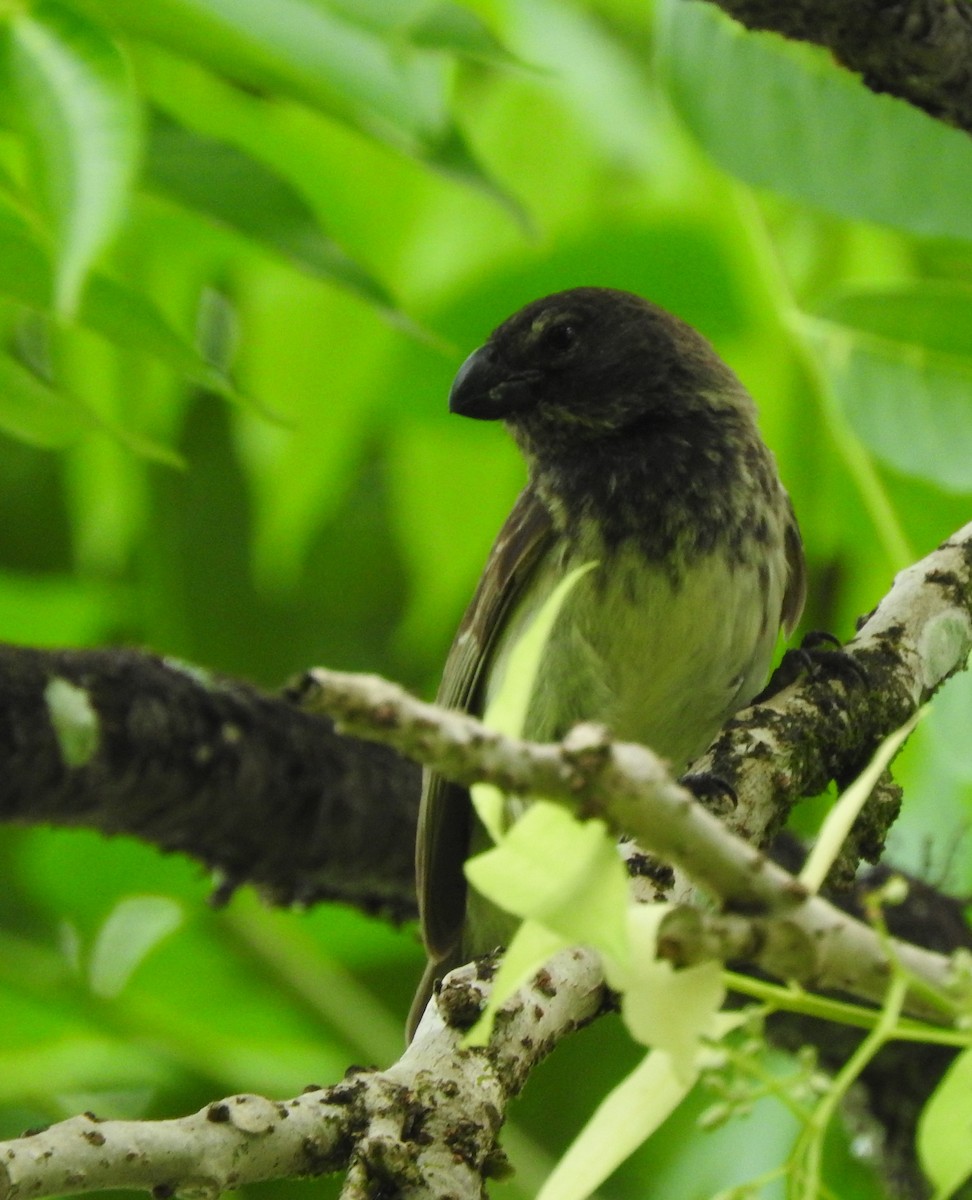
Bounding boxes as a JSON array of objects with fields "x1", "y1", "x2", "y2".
[
  {"x1": 0, "y1": 645, "x2": 419, "y2": 919},
  {"x1": 698, "y1": 0, "x2": 972, "y2": 132},
  {"x1": 4, "y1": 515, "x2": 972, "y2": 1198}
]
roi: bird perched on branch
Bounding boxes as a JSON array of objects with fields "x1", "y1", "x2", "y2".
[{"x1": 409, "y1": 286, "x2": 805, "y2": 1039}]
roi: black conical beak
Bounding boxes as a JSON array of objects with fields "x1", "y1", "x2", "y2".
[{"x1": 448, "y1": 344, "x2": 537, "y2": 421}]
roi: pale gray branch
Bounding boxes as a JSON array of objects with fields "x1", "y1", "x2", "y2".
[
  {"x1": 300, "y1": 522, "x2": 972, "y2": 1024},
  {"x1": 5, "y1": 525, "x2": 972, "y2": 1200},
  {"x1": 696, "y1": 520, "x2": 972, "y2": 853},
  {"x1": 0, "y1": 952, "x2": 604, "y2": 1200},
  {"x1": 302, "y1": 671, "x2": 966, "y2": 1023}
]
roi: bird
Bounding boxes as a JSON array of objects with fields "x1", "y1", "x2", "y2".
[{"x1": 408, "y1": 286, "x2": 806, "y2": 1039}]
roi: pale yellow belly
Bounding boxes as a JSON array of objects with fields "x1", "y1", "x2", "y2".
[
  {"x1": 465, "y1": 541, "x2": 784, "y2": 957},
  {"x1": 484, "y1": 544, "x2": 782, "y2": 770}
]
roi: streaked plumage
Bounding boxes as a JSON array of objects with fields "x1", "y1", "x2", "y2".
[{"x1": 409, "y1": 287, "x2": 805, "y2": 1038}]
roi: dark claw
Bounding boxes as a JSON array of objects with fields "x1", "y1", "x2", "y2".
[
  {"x1": 682, "y1": 772, "x2": 737, "y2": 814},
  {"x1": 800, "y1": 630, "x2": 839, "y2": 651},
  {"x1": 753, "y1": 630, "x2": 868, "y2": 701},
  {"x1": 798, "y1": 629, "x2": 869, "y2": 687}
]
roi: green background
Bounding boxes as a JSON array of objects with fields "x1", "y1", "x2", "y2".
[{"x1": 1, "y1": 1, "x2": 970, "y2": 1196}]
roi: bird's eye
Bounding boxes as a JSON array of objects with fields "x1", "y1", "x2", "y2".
[{"x1": 536, "y1": 320, "x2": 576, "y2": 357}]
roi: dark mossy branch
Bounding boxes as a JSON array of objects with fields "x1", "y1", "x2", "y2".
[
  {"x1": 3, "y1": 525, "x2": 972, "y2": 1200},
  {"x1": 0, "y1": 646, "x2": 419, "y2": 920},
  {"x1": 2, "y1": 524, "x2": 972, "y2": 941},
  {"x1": 697, "y1": 0, "x2": 972, "y2": 134}
]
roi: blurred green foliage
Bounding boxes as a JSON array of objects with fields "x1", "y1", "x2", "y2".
[{"x1": 0, "y1": 0, "x2": 970, "y2": 1196}]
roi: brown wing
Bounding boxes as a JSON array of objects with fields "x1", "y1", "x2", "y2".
[
  {"x1": 780, "y1": 498, "x2": 807, "y2": 637},
  {"x1": 416, "y1": 485, "x2": 555, "y2": 961}
]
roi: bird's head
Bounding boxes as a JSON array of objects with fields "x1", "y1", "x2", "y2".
[{"x1": 448, "y1": 287, "x2": 751, "y2": 459}]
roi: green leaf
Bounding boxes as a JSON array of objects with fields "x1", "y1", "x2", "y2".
[
  {"x1": 656, "y1": 0, "x2": 972, "y2": 243},
  {"x1": 78, "y1": 0, "x2": 512, "y2": 199},
  {"x1": 0, "y1": 201, "x2": 237, "y2": 397},
  {"x1": 798, "y1": 307, "x2": 972, "y2": 493},
  {"x1": 94, "y1": 412, "x2": 186, "y2": 467},
  {"x1": 473, "y1": 560, "x2": 598, "y2": 840},
  {"x1": 799, "y1": 710, "x2": 924, "y2": 893},
  {"x1": 536, "y1": 905, "x2": 737, "y2": 1200},
  {"x1": 464, "y1": 801, "x2": 629, "y2": 964},
  {"x1": 482, "y1": 560, "x2": 598, "y2": 738},
  {"x1": 8, "y1": 1, "x2": 140, "y2": 315},
  {"x1": 0, "y1": 571, "x2": 127, "y2": 646},
  {"x1": 322, "y1": 0, "x2": 430, "y2": 33},
  {"x1": 918, "y1": 1045, "x2": 972, "y2": 1198},
  {"x1": 324, "y1": 0, "x2": 512, "y2": 53},
  {"x1": 79, "y1": 0, "x2": 449, "y2": 153},
  {"x1": 611, "y1": 906, "x2": 725, "y2": 1073},
  {"x1": 88, "y1": 896, "x2": 184, "y2": 999},
  {"x1": 927, "y1": 669, "x2": 972, "y2": 784},
  {"x1": 145, "y1": 111, "x2": 396, "y2": 311},
  {"x1": 536, "y1": 1050, "x2": 696, "y2": 1200},
  {"x1": 139, "y1": 49, "x2": 433, "y2": 328},
  {"x1": 83, "y1": 273, "x2": 236, "y2": 399},
  {"x1": 817, "y1": 283, "x2": 972, "y2": 361},
  {"x1": 0, "y1": 345, "x2": 183, "y2": 464},
  {"x1": 0, "y1": 1034, "x2": 174, "y2": 1100},
  {"x1": 0, "y1": 350, "x2": 91, "y2": 447},
  {"x1": 464, "y1": 919, "x2": 565, "y2": 1045},
  {"x1": 425, "y1": 120, "x2": 527, "y2": 218},
  {"x1": 408, "y1": 3, "x2": 524, "y2": 66}
]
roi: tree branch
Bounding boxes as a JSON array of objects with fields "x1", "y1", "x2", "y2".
[
  {"x1": 3, "y1": 525, "x2": 972, "y2": 1199},
  {"x1": 0, "y1": 950, "x2": 606, "y2": 1200},
  {"x1": 299, "y1": 673, "x2": 966, "y2": 1024},
  {"x1": 694, "y1": 521, "x2": 972, "y2": 851},
  {"x1": 697, "y1": 0, "x2": 972, "y2": 135},
  {"x1": 298, "y1": 521, "x2": 972, "y2": 1022},
  {"x1": 4, "y1": 523, "x2": 969, "y2": 939},
  {"x1": 0, "y1": 646, "x2": 419, "y2": 919}
]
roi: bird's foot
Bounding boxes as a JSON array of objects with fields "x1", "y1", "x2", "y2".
[
  {"x1": 754, "y1": 630, "x2": 868, "y2": 702},
  {"x1": 681, "y1": 771, "x2": 738, "y2": 815}
]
